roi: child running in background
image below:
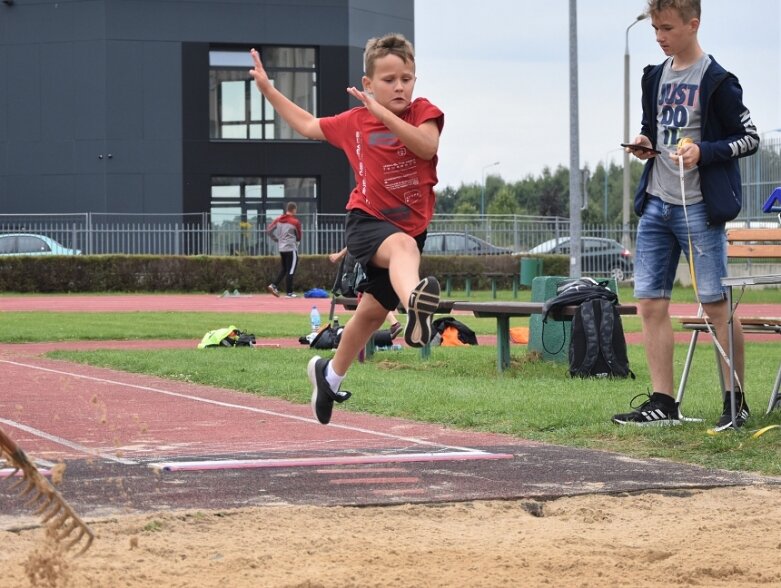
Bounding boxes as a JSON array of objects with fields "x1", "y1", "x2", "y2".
[{"x1": 250, "y1": 33, "x2": 444, "y2": 425}]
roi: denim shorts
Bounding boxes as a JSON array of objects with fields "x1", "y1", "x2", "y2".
[{"x1": 634, "y1": 195, "x2": 727, "y2": 303}]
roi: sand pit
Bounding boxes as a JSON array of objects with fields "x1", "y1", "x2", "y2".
[{"x1": 2, "y1": 484, "x2": 781, "y2": 587}]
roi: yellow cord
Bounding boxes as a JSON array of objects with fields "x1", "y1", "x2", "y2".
[{"x1": 751, "y1": 425, "x2": 780, "y2": 439}]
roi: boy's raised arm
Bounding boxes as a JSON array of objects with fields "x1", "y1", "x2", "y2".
[
  {"x1": 249, "y1": 49, "x2": 325, "y2": 141},
  {"x1": 346, "y1": 86, "x2": 440, "y2": 160}
]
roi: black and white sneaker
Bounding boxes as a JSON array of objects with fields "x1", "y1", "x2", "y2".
[
  {"x1": 404, "y1": 276, "x2": 440, "y2": 348},
  {"x1": 712, "y1": 392, "x2": 750, "y2": 432},
  {"x1": 307, "y1": 356, "x2": 352, "y2": 425},
  {"x1": 612, "y1": 393, "x2": 681, "y2": 426},
  {"x1": 267, "y1": 284, "x2": 280, "y2": 297}
]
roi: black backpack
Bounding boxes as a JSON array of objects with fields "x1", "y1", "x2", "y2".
[
  {"x1": 568, "y1": 298, "x2": 635, "y2": 379},
  {"x1": 340, "y1": 253, "x2": 366, "y2": 298},
  {"x1": 540, "y1": 278, "x2": 618, "y2": 355},
  {"x1": 541, "y1": 278, "x2": 618, "y2": 322}
]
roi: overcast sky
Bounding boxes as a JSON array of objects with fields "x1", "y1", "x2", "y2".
[{"x1": 413, "y1": 0, "x2": 781, "y2": 189}]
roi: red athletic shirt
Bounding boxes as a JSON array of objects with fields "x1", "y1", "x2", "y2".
[{"x1": 319, "y1": 97, "x2": 444, "y2": 236}]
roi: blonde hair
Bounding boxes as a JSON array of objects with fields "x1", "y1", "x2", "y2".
[
  {"x1": 646, "y1": 0, "x2": 700, "y2": 21},
  {"x1": 363, "y1": 33, "x2": 415, "y2": 77}
]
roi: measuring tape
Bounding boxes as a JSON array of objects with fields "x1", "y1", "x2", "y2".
[{"x1": 677, "y1": 137, "x2": 747, "y2": 428}]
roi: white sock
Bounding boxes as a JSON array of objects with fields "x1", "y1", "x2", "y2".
[{"x1": 325, "y1": 362, "x2": 345, "y2": 391}]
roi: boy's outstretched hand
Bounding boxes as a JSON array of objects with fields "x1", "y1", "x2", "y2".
[{"x1": 249, "y1": 49, "x2": 270, "y2": 91}]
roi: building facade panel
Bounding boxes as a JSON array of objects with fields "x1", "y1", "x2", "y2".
[{"x1": 0, "y1": 0, "x2": 414, "y2": 221}]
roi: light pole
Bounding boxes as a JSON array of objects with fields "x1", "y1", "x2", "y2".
[
  {"x1": 480, "y1": 161, "x2": 500, "y2": 216},
  {"x1": 603, "y1": 148, "x2": 622, "y2": 223},
  {"x1": 622, "y1": 13, "x2": 648, "y2": 249}
]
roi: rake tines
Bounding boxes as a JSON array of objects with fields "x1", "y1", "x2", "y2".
[{"x1": 0, "y1": 427, "x2": 95, "y2": 555}]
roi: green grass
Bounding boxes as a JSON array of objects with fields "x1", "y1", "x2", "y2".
[
  {"x1": 3, "y1": 292, "x2": 780, "y2": 476},
  {"x1": 40, "y1": 336, "x2": 781, "y2": 477},
  {"x1": 0, "y1": 310, "x2": 638, "y2": 341}
]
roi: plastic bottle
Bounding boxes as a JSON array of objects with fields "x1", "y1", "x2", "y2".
[
  {"x1": 310, "y1": 306, "x2": 321, "y2": 333},
  {"x1": 332, "y1": 317, "x2": 339, "y2": 330},
  {"x1": 377, "y1": 344, "x2": 403, "y2": 352}
]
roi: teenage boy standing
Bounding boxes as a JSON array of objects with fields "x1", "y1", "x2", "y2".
[{"x1": 613, "y1": 0, "x2": 759, "y2": 431}]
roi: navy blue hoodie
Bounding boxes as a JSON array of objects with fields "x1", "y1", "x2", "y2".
[{"x1": 634, "y1": 56, "x2": 759, "y2": 224}]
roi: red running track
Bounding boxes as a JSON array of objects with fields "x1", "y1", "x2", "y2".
[{"x1": 2, "y1": 293, "x2": 778, "y2": 520}]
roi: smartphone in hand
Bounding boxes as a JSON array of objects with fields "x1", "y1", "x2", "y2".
[{"x1": 621, "y1": 143, "x2": 661, "y2": 155}]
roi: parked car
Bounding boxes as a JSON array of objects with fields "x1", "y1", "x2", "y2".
[
  {"x1": 423, "y1": 232, "x2": 514, "y2": 256},
  {"x1": 528, "y1": 237, "x2": 633, "y2": 281},
  {"x1": 0, "y1": 233, "x2": 82, "y2": 256}
]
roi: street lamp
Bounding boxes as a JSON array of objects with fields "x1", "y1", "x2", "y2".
[
  {"x1": 622, "y1": 12, "x2": 648, "y2": 248},
  {"x1": 603, "y1": 148, "x2": 623, "y2": 222},
  {"x1": 480, "y1": 161, "x2": 500, "y2": 216}
]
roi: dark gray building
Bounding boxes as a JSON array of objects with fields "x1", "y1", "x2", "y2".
[{"x1": 0, "y1": 0, "x2": 414, "y2": 232}]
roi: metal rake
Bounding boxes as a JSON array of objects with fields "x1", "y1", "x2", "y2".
[{"x1": 0, "y1": 427, "x2": 94, "y2": 555}]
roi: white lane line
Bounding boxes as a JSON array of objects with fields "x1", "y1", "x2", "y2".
[
  {"x1": 151, "y1": 451, "x2": 514, "y2": 472},
  {"x1": 1, "y1": 359, "x2": 492, "y2": 455},
  {"x1": 0, "y1": 417, "x2": 136, "y2": 465}
]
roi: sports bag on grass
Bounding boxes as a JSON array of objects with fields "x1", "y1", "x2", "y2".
[
  {"x1": 432, "y1": 316, "x2": 478, "y2": 345},
  {"x1": 308, "y1": 323, "x2": 342, "y2": 350},
  {"x1": 198, "y1": 326, "x2": 256, "y2": 348},
  {"x1": 568, "y1": 298, "x2": 634, "y2": 379}
]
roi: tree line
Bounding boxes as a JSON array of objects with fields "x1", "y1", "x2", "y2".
[
  {"x1": 436, "y1": 142, "x2": 781, "y2": 222},
  {"x1": 435, "y1": 159, "x2": 645, "y2": 223}
]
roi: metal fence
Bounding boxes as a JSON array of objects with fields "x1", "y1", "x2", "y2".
[
  {"x1": 1, "y1": 211, "x2": 778, "y2": 259},
  {"x1": 740, "y1": 133, "x2": 781, "y2": 218}
]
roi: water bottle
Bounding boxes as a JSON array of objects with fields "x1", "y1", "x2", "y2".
[
  {"x1": 310, "y1": 306, "x2": 321, "y2": 333},
  {"x1": 332, "y1": 317, "x2": 339, "y2": 330},
  {"x1": 378, "y1": 344, "x2": 403, "y2": 352}
]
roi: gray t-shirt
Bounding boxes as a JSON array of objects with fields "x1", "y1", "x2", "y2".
[{"x1": 648, "y1": 53, "x2": 711, "y2": 205}]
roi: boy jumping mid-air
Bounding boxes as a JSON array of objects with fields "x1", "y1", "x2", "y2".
[{"x1": 249, "y1": 33, "x2": 444, "y2": 425}]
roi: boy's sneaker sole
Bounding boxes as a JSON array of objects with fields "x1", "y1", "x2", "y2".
[
  {"x1": 404, "y1": 276, "x2": 440, "y2": 348},
  {"x1": 307, "y1": 356, "x2": 351, "y2": 425},
  {"x1": 611, "y1": 394, "x2": 681, "y2": 426},
  {"x1": 611, "y1": 414, "x2": 682, "y2": 426}
]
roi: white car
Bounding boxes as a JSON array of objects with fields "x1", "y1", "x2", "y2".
[{"x1": 0, "y1": 233, "x2": 82, "y2": 256}]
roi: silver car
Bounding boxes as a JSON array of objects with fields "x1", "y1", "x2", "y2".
[{"x1": 0, "y1": 233, "x2": 82, "y2": 256}]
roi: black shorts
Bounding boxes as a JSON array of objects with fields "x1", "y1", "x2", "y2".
[{"x1": 345, "y1": 209, "x2": 426, "y2": 311}]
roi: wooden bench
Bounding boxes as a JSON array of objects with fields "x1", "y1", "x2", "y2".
[
  {"x1": 332, "y1": 296, "x2": 455, "y2": 314},
  {"x1": 676, "y1": 227, "x2": 781, "y2": 415},
  {"x1": 452, "y1": 301, "x2": 638, "y2": 373}
]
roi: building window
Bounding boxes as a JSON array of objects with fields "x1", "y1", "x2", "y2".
[
  {"x1": 209, "y1": 48, "x2": 317, "y2": 141},
  {"x1": 210, "y1": 176, "x2": 318, "y2": 255}
]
